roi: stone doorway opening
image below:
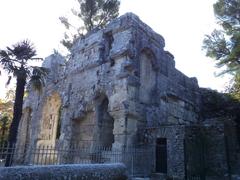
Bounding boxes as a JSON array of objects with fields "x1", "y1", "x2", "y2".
[
  {"x1": 96, "y1": 96, "x2": 114, "y2": 148},
  {"x1": 156, "y1": 138, "x2": 167, "y2": 173}
]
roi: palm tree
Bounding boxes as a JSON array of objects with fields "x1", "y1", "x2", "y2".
[{"x1": 0, "y1": 40, "x2": 48, "y2": 166}]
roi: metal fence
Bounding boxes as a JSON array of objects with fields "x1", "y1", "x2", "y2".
[
  {"x1": 0, "y1": 142, "x2": 154, "y2": 177},
  {"x1": 184, "y1": 134, "x2": 239, "y2": 180}
]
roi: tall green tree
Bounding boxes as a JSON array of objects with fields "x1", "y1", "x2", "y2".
[
  {"x1": 203, "y1": 0, "x2": 240, "y2": 75},
  {"x1": 203, "y1": 0, "x2": 240, "y2": 146},
  {"x1": 60, "y1": 0, "x2": 120, "y2": 50},
  {"x1": 0, "y1": 40, "x2": 48, "y2": 166}
]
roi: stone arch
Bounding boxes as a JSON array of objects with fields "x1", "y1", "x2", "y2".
[
  {"x1": 39, "y1": 92, "x2": 62, "y2": 144},
  {"x1": 140, "y1": 48, "x2": 158, "y2": 68},
  {"x1": 139, "y1": 48, "x2": 157, "y2": 104}
]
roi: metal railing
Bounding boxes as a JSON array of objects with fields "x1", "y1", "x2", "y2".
[{"x1": 0, "y1": 142, "x2": 154, "y2": 177}]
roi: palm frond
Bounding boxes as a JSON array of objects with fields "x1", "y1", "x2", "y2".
[
  {"x1": 5, "y1": 76, "x2": 12, "y2": 86},
  {"x1": 29, "y1": 76, "x2": 44, "y2": 91},
  {"x1": 0, "y1": 40, "x2": 37, "y2": 74},
  {"x1": 31, "y1": 57, "x2": 43, "y2": 61},
  {"x1": 11, "y1": 40, "x2": 37, "y2": 61},
  {"x1": 28, "y1": 66, "x2": 49, "y2": 92},
  {"x1": 31, "y1": 66, "x2": 49, "y2": 76}
]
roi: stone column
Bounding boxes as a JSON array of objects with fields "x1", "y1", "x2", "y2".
[{"x1": 109, "y1": 110, "x2": 127, "y2": 150}]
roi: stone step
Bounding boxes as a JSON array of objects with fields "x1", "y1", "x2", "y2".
[{"x1": 150, "y1": 173, "x2": 167, "y2": 180}]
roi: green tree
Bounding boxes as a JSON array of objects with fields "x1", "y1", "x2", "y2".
[
  {"x1": 0, "y1": 96, "x2": 13, "y2": 144},
  {"x1": 60, "y1": 0, "x2": 120, "y2": 50},
  {"x1": 202, "y1": 0, "x2": 240, "y2": 145},
  {"x1": 203, "y1": 0, "x2": 240, "y2": 74},
  {"x1": 0, "y1": 40, "x2": 48, "y2": 166},
  {"x1": 226, "y1": 73, "x2": 240, "y2": 100}
]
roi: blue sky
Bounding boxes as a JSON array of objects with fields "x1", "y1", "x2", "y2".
[{"x1": 0, "y1": 0, "x2": 231, "y2": 98}]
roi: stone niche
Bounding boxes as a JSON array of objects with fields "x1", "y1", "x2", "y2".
[
  {"x1": 139, "y1": 49, "x2": 157, "y2": 104},
  {"x1": 71, "y1": 112, "x2": 95, "y2": 147},
  {"x1": 38, "y1": 92, "x2": 61, "y2": 145},
  {"x1": 70, "y1": 94, "x2": 114, "y2": 149}
]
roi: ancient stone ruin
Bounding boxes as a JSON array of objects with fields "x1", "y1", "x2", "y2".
[{"x1": 16, "y1": 13, "x2": 240, "y2": 179}]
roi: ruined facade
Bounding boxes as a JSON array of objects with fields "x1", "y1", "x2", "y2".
[{"x1": 16, "y1": 13, "x2": 240, "y2": 179}]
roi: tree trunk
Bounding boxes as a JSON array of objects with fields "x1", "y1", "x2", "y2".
[{"x1": 5, "y1": 75, "x2": 26, "y2": 167}]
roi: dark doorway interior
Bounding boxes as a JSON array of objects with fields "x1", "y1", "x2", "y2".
[
  {"x1": 96, "y1": 97, "x2": 114, "y2": 148},
  {"x1": 156, "y1": 138, "x2": 167, "y2": 173}
]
